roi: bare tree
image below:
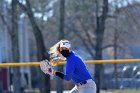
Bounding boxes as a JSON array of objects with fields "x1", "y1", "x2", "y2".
[
  {"x1": 94, "y1": 0, "x2": 108, "y2": 93},
  {"x1": 16, "y1": 0, "x2": 50, "y2": 93},
  {"x1": 11, "y1": 0, "x2": 21, "y2": 93}
]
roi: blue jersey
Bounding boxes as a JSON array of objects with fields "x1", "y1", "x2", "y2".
[{"x1": 64, "y1": 51, "x2": 93, "y2": 83}]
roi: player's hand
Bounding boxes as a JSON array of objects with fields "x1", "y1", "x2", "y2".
[
  {"x1": 50, "y1": 57, "x2": 63, "y2": 66},
  {"x1": 40, "y1": 60, "x2": 55, "y2": 76},
  {"x1": 52, "y1": 57, "x2": 63, "y2": 62}
]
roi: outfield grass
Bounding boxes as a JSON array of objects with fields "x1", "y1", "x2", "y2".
[
  {"x1": 101, "y1": 89, "x2": 140, "y2": 93},
  {"x1": 24, "y1": 89, "x2": 140, "y2": 93}
]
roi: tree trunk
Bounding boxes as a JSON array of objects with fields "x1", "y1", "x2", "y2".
[
  {"x1": 11, "y1": 0, "x2": 21, "y2": 93},
  {"x1": 94, "y1": 16, "x2": 104, "y2": 93},
  {"x1": 25, "y1": 1, "x2": 50, "y2": 93},
  {"x1": 114, "y1": 18, "x2": 118, "y2": 89},
  {"x1": 16, "y1": 0, "x2": 50, "y2": 93},
  {"x1": 95, "y1": 0, "x2": 108, "y2": 93},
  {"x1": 57, "y1": 0, "x2": 65, "y2": 93}
]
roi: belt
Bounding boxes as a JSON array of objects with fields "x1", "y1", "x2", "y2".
[{"x1": 76, "y1": 79, "x2": 93, "y2": 86}]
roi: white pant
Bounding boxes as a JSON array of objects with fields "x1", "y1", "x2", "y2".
[{"x1": 70, "y1": 79, "x2": 96, "y2": 93}]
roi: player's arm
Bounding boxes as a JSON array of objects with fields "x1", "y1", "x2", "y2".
[
  {"x1": 53, "y1": 59, "x2": 75, "y2": 80},
  {"x1": 53, "y1": 71, "x2": 64, "y2": 79},
  {"x1": 40, "y1": 59, "x2": 75, "y2": 81},
  {"x1": 40, "y1": 60, "x2": 65, "y2": 79}
]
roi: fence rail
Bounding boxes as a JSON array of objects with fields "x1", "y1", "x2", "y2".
[{"x1": 0, "y1": 59, "x2": 140, "y2": 67}]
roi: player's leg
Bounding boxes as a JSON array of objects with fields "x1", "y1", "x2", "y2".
[
  {"x1": 69, "y1": 86, "x2": 79, "y2": 93},
  {"x1": 77, "y1": 81, "x2": 96, "y2": 93},
  {"x1": 78, "y1": 86, "x2": 96, "y2": 93}
]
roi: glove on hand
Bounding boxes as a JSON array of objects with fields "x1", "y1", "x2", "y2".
[{"x1": 40, "y1": 60, "x2": 55, "y2": 76}]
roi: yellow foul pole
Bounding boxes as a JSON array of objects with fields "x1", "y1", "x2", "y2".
[{"x1": 0, "y1": 59, "x2": 140, "y2": 67}]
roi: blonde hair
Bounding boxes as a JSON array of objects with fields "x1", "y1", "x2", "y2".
[{"x1": 49, "y1": 39, "x2": 70, "y2": 58}]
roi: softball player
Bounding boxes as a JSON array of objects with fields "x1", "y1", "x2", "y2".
[{"x1": 40, "y1": 40, "x2": 96, "y2": 93}]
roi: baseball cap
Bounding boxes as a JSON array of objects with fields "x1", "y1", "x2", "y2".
[{"x1": 60, "y1": 42, "x2": 71, "y2": 49}]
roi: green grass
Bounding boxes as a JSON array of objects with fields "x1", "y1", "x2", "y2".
[
  {"x1": 24, "y1": 89, "x2": 140, "y2": 93},
  {"x1": 101, "y1": 89, "x2": 140, "y2": 93}
]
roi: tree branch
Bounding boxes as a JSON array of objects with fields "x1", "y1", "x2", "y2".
[
  {"x1": 65, "y1": 22, "x2": 95, "y2": 59},
  {"x1": 16, "y1": 0, "x2": 28, "y2": 12},
  {"x1": 102, "y1": 44, "x2": 123, "y2": 50},
  {"x1": 0, "y1": 11, "x2": 12, "y2": 35},
  {"x1": 77, "y1": 18, "x2": 96, "y2": 49}
]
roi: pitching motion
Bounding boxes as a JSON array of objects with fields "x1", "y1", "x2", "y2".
[{"x1": 40, "y1": 40, "x2": 96, "y2": 93}]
